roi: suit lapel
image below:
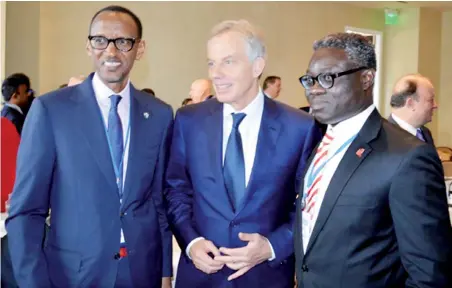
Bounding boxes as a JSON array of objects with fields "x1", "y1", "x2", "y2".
[
  {"x1": 120, "y1": 87, "x2": 148, "y2": 207},
  {"x1": 72, "y1": 74, "x2": 118, "y2": 194},
  {"x1": 204, "y1": 101, "x2": 236, "y2": 217},
  {"x1": 304, "y1": 110, "x2": 382, "y2": 256},
  {"x1": 235, "y1": 97, "x2": 281, "y2": 214}
]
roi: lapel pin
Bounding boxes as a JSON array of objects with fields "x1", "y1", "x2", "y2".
[
  {"x1": 356, "y1": 148, "x2": 365, "y2": 158},
  {"x1": 143, "y1": 112, "x2": 149, "y2": 119}
]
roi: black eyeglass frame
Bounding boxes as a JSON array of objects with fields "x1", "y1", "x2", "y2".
[
  {"x1": 299, "y1": 66, "x2": 368, "y2": 89},
  {"x1": 88, "y1": 35, "x2": 138, "y2": 52}
]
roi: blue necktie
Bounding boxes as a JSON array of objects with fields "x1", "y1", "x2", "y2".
[
  {"x1": 223, "y1": 113, "x2": 246, "y2": 210},
  {"x1": 108, "y1": 95, "x2": 124, "y2": 197},
  {"x1": 416, "y1": 129, "x2": 426, "y2": 142}
]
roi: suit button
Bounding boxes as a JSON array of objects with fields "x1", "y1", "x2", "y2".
[{"x1": 301, "y1": 264, "x2": 309, "y2": 272}]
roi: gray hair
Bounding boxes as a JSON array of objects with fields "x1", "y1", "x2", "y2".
[
  {"x1": 313, "y1": 33, "x2": 377, "y2": 70},
  {"x1": 210, "y1": 20, "x2": 266, "y2": 62},
  {"x1": 390, "y1": 79, "x2": 418, "y2": 108}
]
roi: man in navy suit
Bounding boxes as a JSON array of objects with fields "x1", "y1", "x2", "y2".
[
  {"x1": 165, "y1": 20, "x2": 321, "y2": 287},
  {"x1": 6, "y1": 6, "x2": 173, "y2": 288},
  {"x1": 295, "y1": 32, "x2": 452, "y2": 287}
]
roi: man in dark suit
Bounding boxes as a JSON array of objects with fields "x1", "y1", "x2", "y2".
[
  {"x1": 295, "y1": 32, "x2": 452, "y2": 287},
  {"x1": 388, "y1": 73, "x2": 437, "y2": 145},
  {"x1": 165, "y1": 20, "x2": 321, "y2": 288},
  {"x1": 6, "y1": 6, "x2": 172, "y2": 288},
  {"x1": 1, "y1": 74, "x2": 29, "y2": 134}
]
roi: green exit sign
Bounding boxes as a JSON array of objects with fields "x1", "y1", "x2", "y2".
[{"x1": 385, "y1": 9, "x2": 400, "y2": 25}]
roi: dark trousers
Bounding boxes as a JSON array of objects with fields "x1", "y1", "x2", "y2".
[{"x1": 115, "y1": 256, "x2": 133, "y2": 287}]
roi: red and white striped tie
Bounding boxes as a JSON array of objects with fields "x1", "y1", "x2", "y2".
[{"x1": 304, "y1": 129, "x2": 335, "y2": 219}]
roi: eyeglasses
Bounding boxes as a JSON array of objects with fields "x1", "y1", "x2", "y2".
[
  {"x1": 299, "y1": 67, "x2": 367, "y2": 89},
  {"x1": 88, "y1": 36, "x2": 138, "y2": 52}
]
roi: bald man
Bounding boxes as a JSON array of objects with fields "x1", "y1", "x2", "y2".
[
  {"x1": 189, "y1": 79, "x2": 213, "y2": 103},
  {"x1": 388, "y1": 74, "x2": 437, "y2": 145}
]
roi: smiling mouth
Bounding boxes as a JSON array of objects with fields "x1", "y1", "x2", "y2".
[
  {"x1": 103, "y1": 61, "x2": 121, "y2": 70},
  {"x1": 215, "y1": 84, "x2": 232, "y2": 92}
]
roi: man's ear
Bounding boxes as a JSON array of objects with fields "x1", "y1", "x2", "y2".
[
  {"x1": 361, "y1": 69, "x2": 375, "y2": 91},
  {"x1": 86, "y1": 40, "x2": 92, "y2": 57},
  {"x1": 252, "y1": 57, "x2": 266, "y2": 79},
  {"x1": 406, "y1": 96, "x2": 415, "y2": 110},
  {"x1": 135, "y1": 40, "x2": 146, "y2": 61}
]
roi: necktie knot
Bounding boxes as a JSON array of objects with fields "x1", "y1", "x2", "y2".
[
  {"x1": 232, "y1": 113, "x2": 246, "y2": 129},
  {"x1": 110, "y1": 95, "x2": 122, "y2": 109}
]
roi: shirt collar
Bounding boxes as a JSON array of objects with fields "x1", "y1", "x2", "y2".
[
  {"x1": 390, "y1": 113, "x2": 418, "y2": 136},
  {"x1": 92, "y1": 72, "x2": 131, "y2": 104},
  {"x1": 223, "y1": 89, "x2": 265, "y2": 119},
  {"x1": 328, "y1": 104, "x2": 376, "y2": 139},
  {"x1": 5, "y1": 103, "x2": 23, "y2": 115}
]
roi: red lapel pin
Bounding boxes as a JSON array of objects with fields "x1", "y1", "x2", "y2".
[{"x1": 356, "y1": 148, "x2": 365, "y2": 158}]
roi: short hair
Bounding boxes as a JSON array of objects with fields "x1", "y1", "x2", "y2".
[
  {"x1": 90, "y1": 5, "x2": 143, "y2": 38},
  {"x1": 182, "y1": 98, "x2": 192, "y2": 106},
  {"x1": 9, "y1": 73, "x2": 30, "y2": 90},
  {"x1": 390, "y1": 80, "x2": 418, "y2": 108},
  {"x1": 141, "y1": 88, "x2": 155, "y2": 96},
  {"x1": 2, "y1": 74, "x2": 29, "y2": 102},
  {"x1": 263, "y1": 76, "x2": 281, "y2": 90},
  {"x1": 59, "y1": 83, "x2": 68, "y2": 89},
  {"x1": 313, "y1": 33, "x2": 376, "y2": 70},
  {"x1": 210, "y1": 20, "x2": 266, "y2": 61}
]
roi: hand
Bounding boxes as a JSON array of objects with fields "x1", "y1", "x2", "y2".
[
  {"x1": 189, "y1": 239, "x2": 224, "y2": 274},
  {"x1": 161, "y1": 277, "x2": 172, "y2": 288},
  {"x1": 215, "y1": 232, "x2": 272, "y2": 281}
]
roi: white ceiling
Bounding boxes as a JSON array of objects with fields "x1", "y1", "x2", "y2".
[{"x1": 347, "y1": 1, "x2": 452, "y2": 12}]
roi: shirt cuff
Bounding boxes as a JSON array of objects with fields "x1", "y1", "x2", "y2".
[
  {"x1": 185, "y1": 237, "x2": 205, "y2": 259},
  {"x1": 267, "y1": 238, "x2": 276, "y2": 261}
]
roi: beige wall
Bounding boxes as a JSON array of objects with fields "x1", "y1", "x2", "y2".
[
  {"x1": 0, "y1": 1, "x2": 6, "y2": 85},
  {"x1": 418, "y1": 8, "x2": 443, "y2": 141},
  {"x1": 6, "y1": 1, "x2": 384, "y2": 109},
  {"x1": 5, "y1": 1, "x2": 40, "y2": 94},
  {"x1": 382, "y1": 8, "x2": 420, "y2": 117},
  {"x1": 439, "y1": 11, "x2": 452, "y2": 147}
]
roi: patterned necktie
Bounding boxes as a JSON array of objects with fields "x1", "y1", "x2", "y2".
[
  {"x1": 416, "y1": 129, "x2": 426, "y2": 142},
  {"x1": 223, "y1": 113, "x2": 247, "y2": 211},
  {"x1": 304, "y1": 128, "x2": 335, "y2": 219},
  {"x1": 108, "y1": 95, "x2": 124, "y2": 196}
]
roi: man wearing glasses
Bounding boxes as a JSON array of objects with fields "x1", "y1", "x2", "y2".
[
  {"x1": 6, "y1": 5, "x2": 173, "y2": 288},
  {"x1": 294, "y1": 33, "x2": 452, "y2": 287}
]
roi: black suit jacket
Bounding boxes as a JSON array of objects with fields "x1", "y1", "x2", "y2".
[
  {"x1": 294, "y1": 109, "x2": 452, "y2": 288},
  {"x1": 1, "y1": 105, "x2": 25, "y2": 135},
  {"x1": 388, "y1": 114, "x2": 435, "y2": 145}
]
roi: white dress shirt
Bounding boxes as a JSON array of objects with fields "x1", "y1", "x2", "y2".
[
  {"x1": 390, "y1": 113, "x2": 418, "y2": 137},
  {"x1": 302, "y1": 104, "x2": 376, "y2": 253},
  {"x1": 92, "y1": 73, "x2": 131, "y2": 244},
  {"x1": 4, "y1": 103, "x2": 23, "y2": 114},
  {"x1": 186, "y1": 90, "x2": 275, "y2": 260}
]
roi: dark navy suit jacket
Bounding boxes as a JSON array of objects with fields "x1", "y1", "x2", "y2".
[
  {"x1": 6, "y1": 74, "x2": 173, "y2": 287},
  {"x1": 165, "y1": 96, "x2": 321, "y2": 287},
  {"x1": 295, "y1": 110, "x2": 452, "y2": 288}
]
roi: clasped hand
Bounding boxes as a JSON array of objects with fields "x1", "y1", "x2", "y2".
[{"x1": 189, "y1": 233, "x2": 272, "y2": 281}]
